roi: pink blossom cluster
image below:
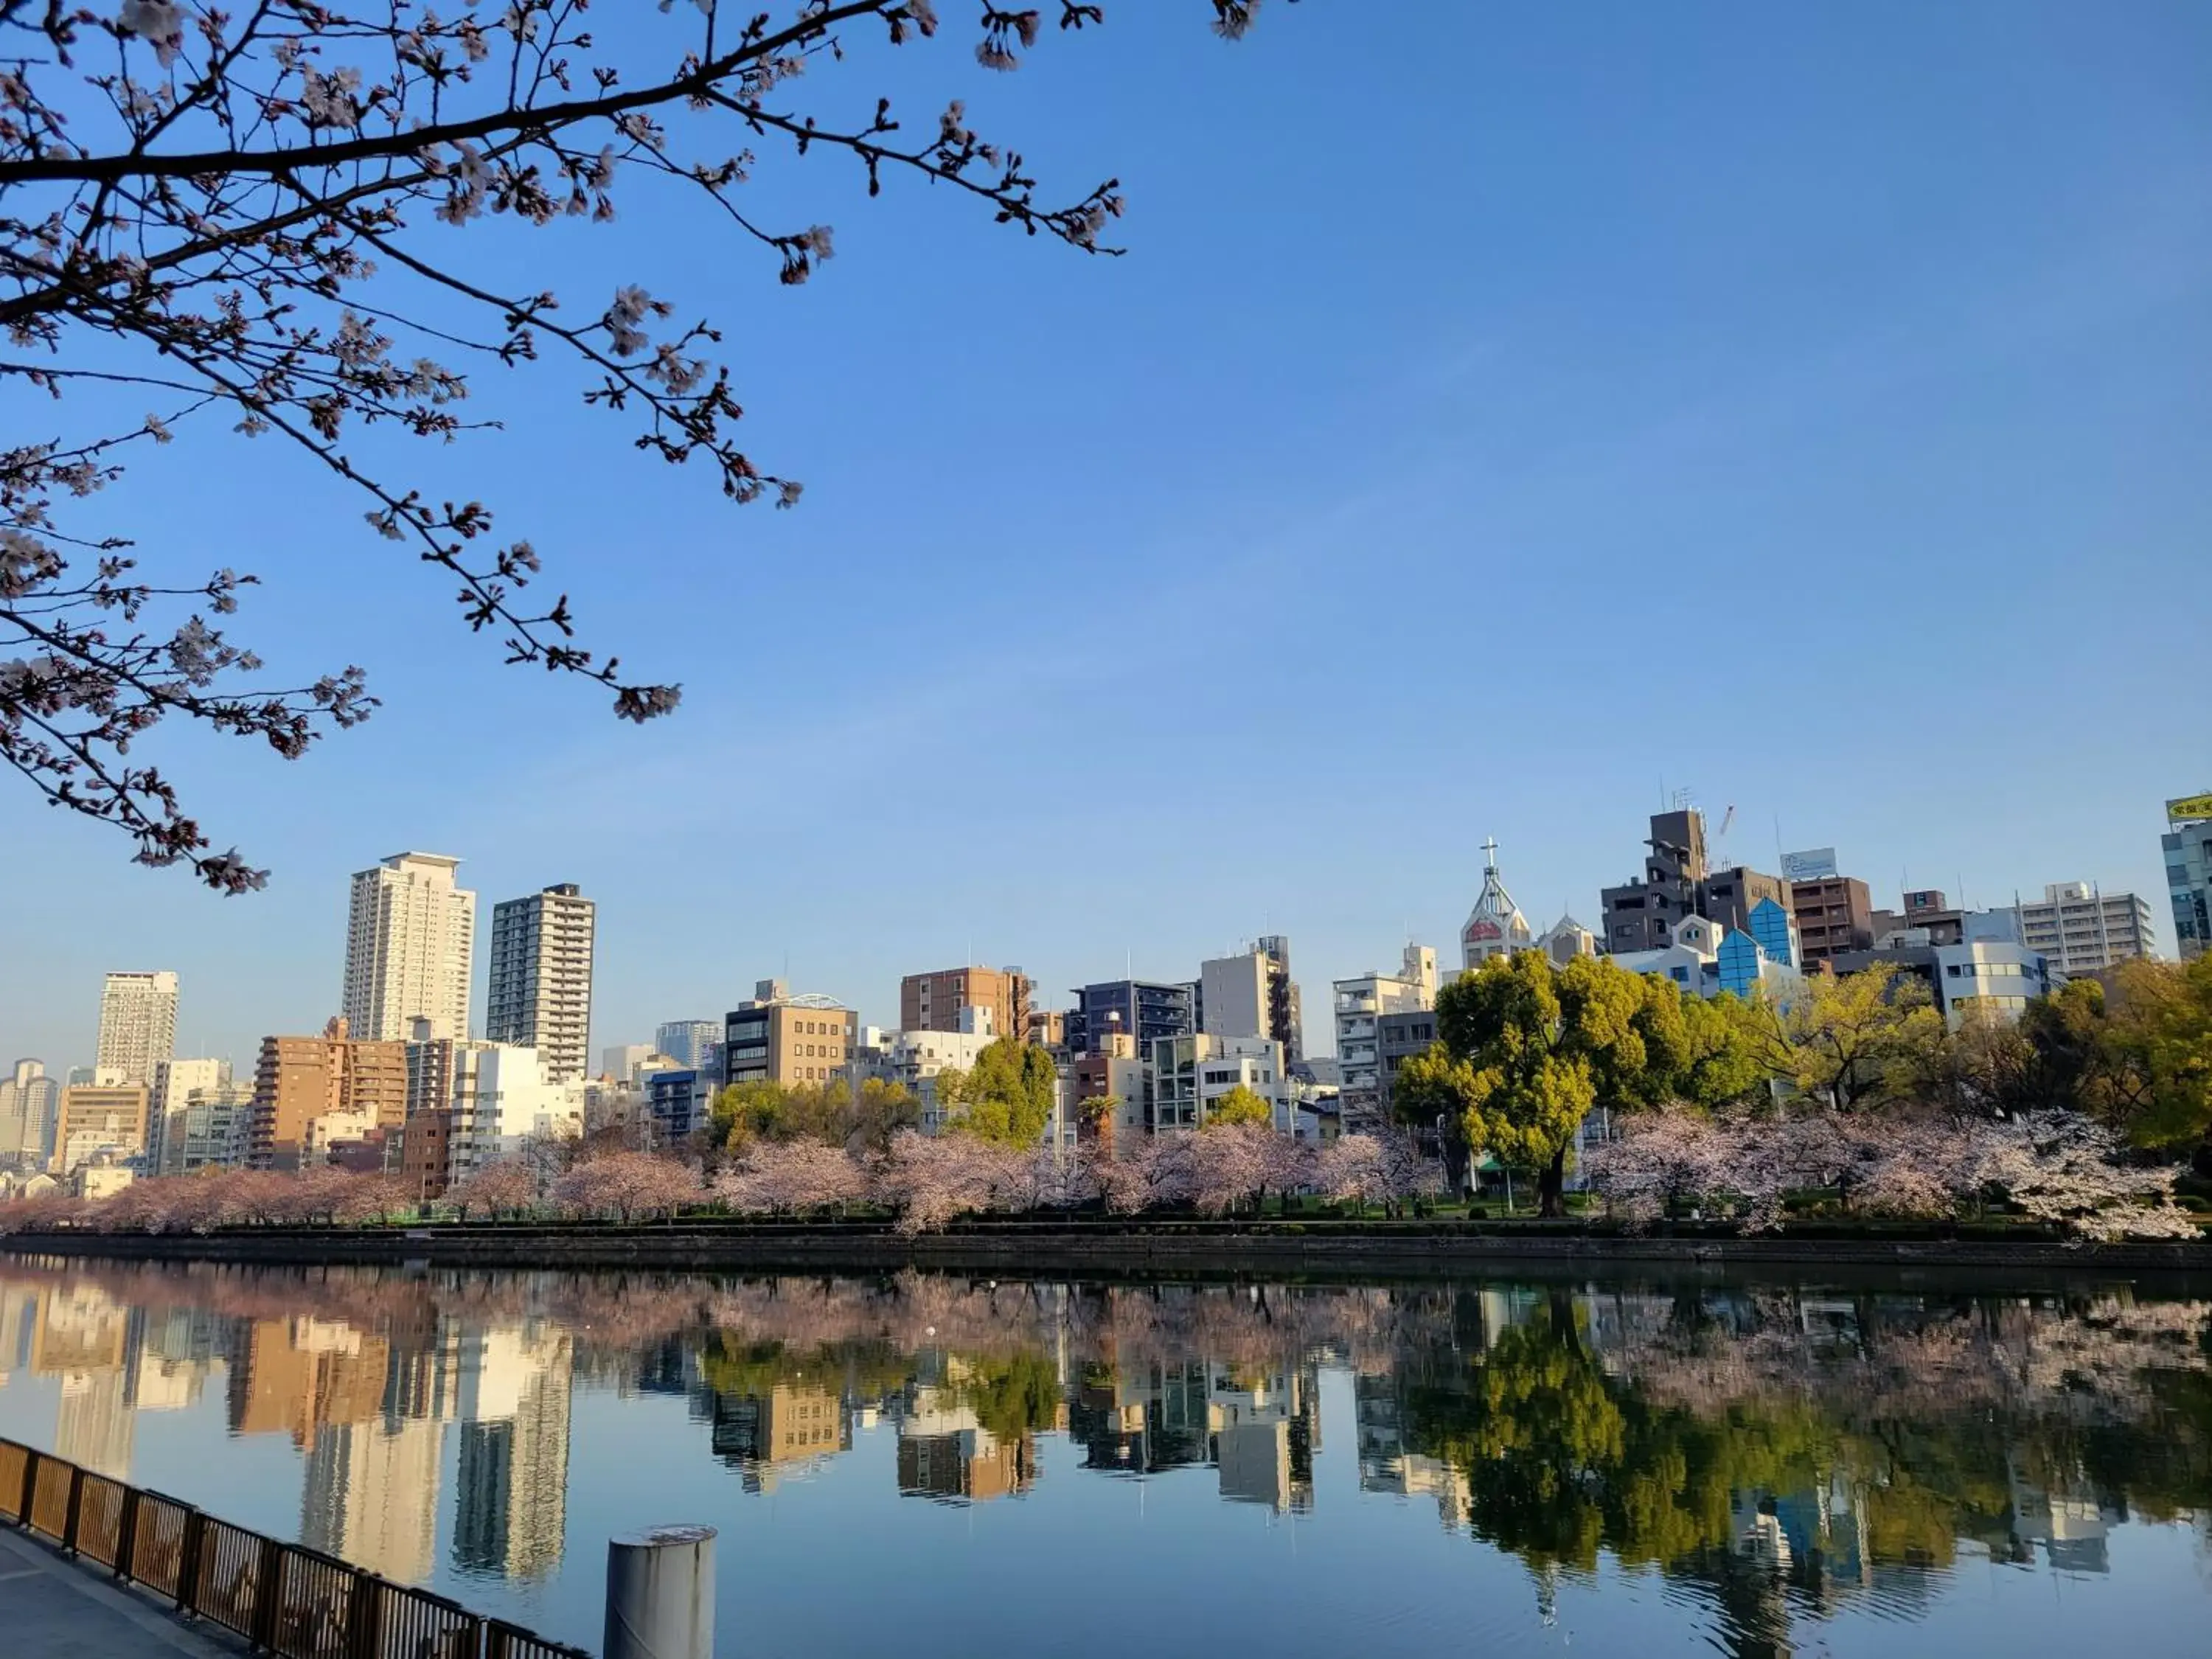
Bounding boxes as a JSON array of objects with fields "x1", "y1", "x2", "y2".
[{"x1": 1584, "y1": 1108, "x2": 2200, "y2": 1239}]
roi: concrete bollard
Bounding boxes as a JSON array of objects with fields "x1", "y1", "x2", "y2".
[{"x1": 605, "y1": 1525, "x2": 717, "y2": 1659}]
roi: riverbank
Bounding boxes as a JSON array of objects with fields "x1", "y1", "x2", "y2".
[{"x1": 8, "y1": 1218, "x2": 2212, "y2": 1278}]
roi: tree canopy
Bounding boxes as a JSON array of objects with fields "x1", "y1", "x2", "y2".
[
  {"x1": 1201, "y1": 1083, "x2": 1273, "y2": 1130},
  {"x1": 936, "y1": 1037, "x2": 1058, "y2": 1149}
]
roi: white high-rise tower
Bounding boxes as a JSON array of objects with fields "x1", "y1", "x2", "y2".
[
  {"x1": 344, "y1": 853, "x2": 477, "y2": 1041},
  {"x1": 485, "y1": 884, "x2": 597, "y2": 1083},
  {"x1": 95, "y1": 970, "x2": 179, "y2": 1085}
]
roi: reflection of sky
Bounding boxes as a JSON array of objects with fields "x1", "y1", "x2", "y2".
[{"x1": 0, "y1": 1271, "x2": 2208, "y2": 1658}]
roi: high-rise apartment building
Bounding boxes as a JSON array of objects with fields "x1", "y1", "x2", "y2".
[
  {"x1": 2014, "y1": 883, "x2": 2158, "y2": 977},
  {"x1": 723, "y1": 982, "x2": 858, "y2": 1088},
  {"x1": 0, "y1": 1060, "x2": 60, "y2": 1165},
  {"x1": 654, "y1": 1021, "x2": 720, "y2": 1072},
  {"x1": 1198, "y1": 939, "x2": 1304, "y2": 1062},
  {"x1": 484, "y1": 883, "x2": 594, "y2": 1082},
  {"x1": 900, "y1": 967, "x2": 1034, "y2": 1048},
  {"x1": 343, "y1": 852, "x2": 477, "y2": 1042},
  {"x1": 251, "y1": 1018, "x2": 409, "y2": 1170},
  {"x1": 95, "y1": 970, "x2": 178, "y2": 1086},
  {"x1": 2164, "y1": 792, "x2": 2212, "y2": 962}
]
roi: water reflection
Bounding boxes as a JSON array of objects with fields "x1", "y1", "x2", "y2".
[{"x1": 0, "y1": 1259, "x2": 2208, "y2": 1656}]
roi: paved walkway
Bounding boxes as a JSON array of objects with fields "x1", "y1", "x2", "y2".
[{"x1": 0, "y1": 1522, "x2": 240, "y2": 1658}]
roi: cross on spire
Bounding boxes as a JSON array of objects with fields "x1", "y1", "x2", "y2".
[{"x1": 1482, "y1": 835, "x2": 1500, "y2": 872}]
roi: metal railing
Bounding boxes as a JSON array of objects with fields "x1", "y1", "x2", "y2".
[{"x1": 0, "y1": 1436, "x2": 589, "y2": 1659}]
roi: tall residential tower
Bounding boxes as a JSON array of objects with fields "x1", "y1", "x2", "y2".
[
  {"x1": 95, "y1": 970, "x2": 179, "y2": 1086},
  {"x1": 343, "y1": 853, "x2": 476, "y2": 1041},
  {"x1": 485, "y1": 884, "x2": 596, "y2": 1082}
]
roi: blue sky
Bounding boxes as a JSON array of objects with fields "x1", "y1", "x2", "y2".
[{"x1": 5, "y1": 1, "x2": 2208, "y2": 1072}]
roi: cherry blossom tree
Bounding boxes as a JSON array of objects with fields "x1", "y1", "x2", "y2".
[
  {"x1": 1963, "y1": 1112, "x2": 2200, "y2": 1240},
  {"x1": 715, "y1": 1136, "x2": 869, "y2": 1216},
  {"x1": 1315, "y1": 1130, "x2": 1433, "y2": 1218},
  {"x1": 1, "y1": 1, "x2": 1284, "y2": 887},
  {"x1": 448, "y1": 1158, "x2": 540, "y2": 1220},
  {"x1": 551, "y1": 1150, "x2": 699, "y2": 1220},
  {"x1": 872, "y1": 1129, "x2": 1015, "y2": 1235}
]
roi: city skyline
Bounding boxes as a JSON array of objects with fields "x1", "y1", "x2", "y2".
[{"x1": 0, "y1": 798, "x2": 2188, "y2": 1077}]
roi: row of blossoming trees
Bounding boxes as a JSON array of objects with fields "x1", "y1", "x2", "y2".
[{"x1": 0, "y1": 1129, "x2": 1436, "y2": 1239}]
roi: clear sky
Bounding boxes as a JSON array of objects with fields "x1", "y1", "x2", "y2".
[{"x1": 4, "y1": 1, "x2": 2208, "y2": 1074}]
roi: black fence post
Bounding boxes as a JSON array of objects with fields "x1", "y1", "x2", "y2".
[
  {"x1": 13, "y1": 1450, "x2": 34, "y2": 1528},
  {"x1": 175, "y1": 1507, "x2": 205, "y2": 1615},
  {"x1": 114, "y1": 1486, "x2": 140, "y2": 1582},
  {"x1": 342, "y1": 1568, "x2": 384, "y2": 1659},
  {"x1": 60, "y1": 1464, "x2": 83, "y2": 1554},
  {"x1": 250, "y1": 1534, "x2": 285, "y2": 1652}
]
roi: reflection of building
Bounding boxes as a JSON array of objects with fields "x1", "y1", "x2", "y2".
[
  {"x1": 453, "y1": 1326, "x2": 574, "y2": 1581},
  {"x1": 707, "y1": 1385, "x2": 851, "y2": 1492},
  {"x1": 897, "y1": 1428, "x2": 1035, "y2": 1503},
  {"x1": 304, "y1": 1419, "x2": 445, "y2": 1583},
  {"x1": 229, "y1": 1318, "x2": 389, "y2": 1446},
  {"x1": 32, "y1": 1284, "x2": 142, "y2": 1478},
  {"x1": 2007, "y1": 1455, "x2": 2120, "y2": 1575}
]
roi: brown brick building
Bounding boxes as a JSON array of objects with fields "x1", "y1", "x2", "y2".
[
  {"x1": 900, "y1": 967, "x2": 1032, "y2": 1046},
  {"x1": 251, "y1": 1017, "x2": 408, "y2": 1170},
  {"x1": 1790, "y1": 875, "x2": 1876, "y2": 966},
  {"x1": 723, "y1": 983, "x2": 858, "y2": 1088}
]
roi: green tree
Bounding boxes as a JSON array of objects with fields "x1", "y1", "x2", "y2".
[
  {"x1": 1397, "y1": 953, "x2": 1680, "y2": 1215},
  {"x1": 938, "y1": 1037, "x2": 1059, "y2": 1150},
  {"x1": 850, "y1": 1078, "x2": 923, "y2": 1154},
  {"x1": 1202, "y1": 1084, "x2": 1274, "y2": 1130},
  {"x1": 1728, "y1": 965, "x2": 1945, "y2": 1112},
  {"x1": 2025, "y1": 958, "x2": 2212, "y2": 1151}
]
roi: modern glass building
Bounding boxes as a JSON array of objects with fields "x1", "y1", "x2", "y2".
[{"x1": 2164, "y1": 792, "x2": 2212, "y2": 962}]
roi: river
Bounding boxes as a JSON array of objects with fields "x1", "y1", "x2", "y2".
[{"x1": 1, "y1": 1255, "x2": 2208, "y2": 1657}]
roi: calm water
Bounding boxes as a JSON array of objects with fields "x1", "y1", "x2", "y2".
[{"x1": 1, "y1": 1258, "x2": 2209, "y2": 1658}]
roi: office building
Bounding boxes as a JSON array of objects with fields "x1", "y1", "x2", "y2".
[
  {"x1": 1700, "y1": 866, "x2": 1793, "y2": 944},
  {"x1": 0, "y1": 1060, "x2": 59, "y2": 1166},
  {"x1": 2014, "y1": 883, "x2": 2157, "y2": 977},
  {"x1": 1830, "y1": 940, "x2": 2054, "y2": 1029},
  {"x1": 94, "y1": 970, "x2": 179, "y2": 1086},
  {"x1": 343, "y1": 852, "x2": 477, "y2": 1041},
  {"x1": 1065, "y1": 979, "x2": 1195, "y2": 1057},
  {"x1": 1197, "y1": 938, "x2": 1303, "y2": 1060},
  {"x1": 449, "y1": 1046, "x2": 583, "y2": 1175},
  {"x1": 723, "y1": 981, "x2": 858, "y2": 1088},
  {"x1": 405, "y1": 1023, "x2": 495, "y2": 1121},
  {"x1": 1460, "y1": 838, "x2": 1534, "y2": 972},
  {"x1": 52, "y1": 1080, "x2": 151, "y2": 1173},
  {"x1": 654, "y1": 1021, "x2": 720, "y2": 1073},
  {"x1": 484, "y1": 883, "x2": 595, "y2": 1082},
  {"x1": 1790, "y1": 875, "x2": 1875, "y2": 967},
  {"x1": 900, "y1": 966, "x2": 1034, "y2": 1048},
  {"x1": 250, "y1": 1018, "x2": 408, "y2": 1170},
  {"x1": 1147, "y1": 1033, "x2": 1290, "y2": 1133},
  {"x1": 1333, "y1": 945, "x2": 1437, "y2": 1134},
  {"x1": 2163, "y1": 792, "x2": 2212, "y2": 961},
  {"x1": 150, "y1": 1058, "x2": 245, "y2": 1173}
]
